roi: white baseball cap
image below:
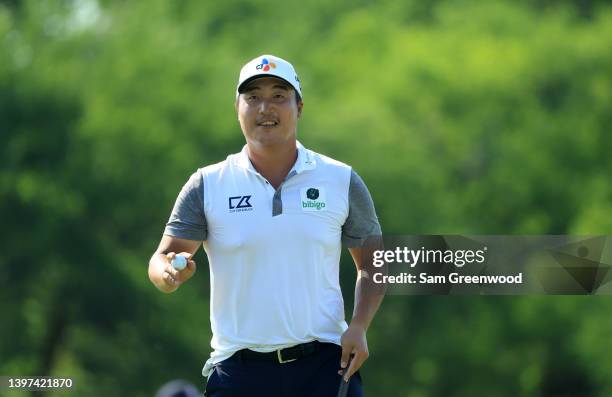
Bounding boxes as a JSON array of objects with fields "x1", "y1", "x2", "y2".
[{"x1": 236, "y1": 54, "x2": 302, "y2": 99}]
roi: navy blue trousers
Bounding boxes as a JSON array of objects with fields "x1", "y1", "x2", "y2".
[{"x1": 204, "y1": 343, "x2": 364, "y2": 397}]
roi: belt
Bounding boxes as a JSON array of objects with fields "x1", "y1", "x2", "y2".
[{"x1": 237, "y1": 341, "x2": 322, "y2": 364}]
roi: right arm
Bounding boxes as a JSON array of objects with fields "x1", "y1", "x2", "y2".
[
  {"x1": 150, "y1": 169, "x2": 207, "y2": 293},
  {"x1": 148, "y1": 235, "x2": 201, "y2": 293}
]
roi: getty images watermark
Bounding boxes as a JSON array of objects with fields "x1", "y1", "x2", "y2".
[{"x1": 358, "y1": 236, "x2": 612, "y2": 295}]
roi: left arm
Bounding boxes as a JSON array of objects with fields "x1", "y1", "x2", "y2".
[
  {"x1": 348, "y1": 246, "x2": 385, "y2": 331},
  {"x1": 339, "y1": 169, "x2": 385, "y2": 381},
  {"x1": 340, "y1": 245, "x2": 386, "y2": 381}
]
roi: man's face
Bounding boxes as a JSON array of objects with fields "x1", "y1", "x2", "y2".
[{"x1": 236, "y1": 77, "x2": 303, "y2": 147}]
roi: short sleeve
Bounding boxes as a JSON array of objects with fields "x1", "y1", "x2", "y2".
[
  {"x1": 342, "y1": 169, "x2": 382, "y2": 247},
  {"x1": 164, "y1": 170, "x2": 207, "y2": 241}
]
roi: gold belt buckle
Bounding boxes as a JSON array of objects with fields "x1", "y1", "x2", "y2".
[{"x1": 277, "y1": 349, "x2": 297, "y2": 364}]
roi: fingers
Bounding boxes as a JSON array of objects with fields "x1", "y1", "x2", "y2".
[
  {"x1": 162, "y1": 268, "x2": 180, "y2": 287},
  {"x1": 340, "y1": 342, "x2": 352, "y2": 370},
  {"x1": 339, "y1": 327, "x2": 369, "y2": 381},
  {"x1": 343, "y1": 349, "x2": 368, "y2": 381},
  {"x1": 162, "y1": 252, "x2": 180, "y2": 286},
  {"x1": 186, "y1": 258, "x2": 196, "y2": 272}
]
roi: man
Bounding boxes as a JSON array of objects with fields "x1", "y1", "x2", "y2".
[
  {"x1": 155, "y1": 380, "x2": 201, "y2": 397},
  {"x1": 148, "y1": 54, "x2": 383, "y2": 397}
]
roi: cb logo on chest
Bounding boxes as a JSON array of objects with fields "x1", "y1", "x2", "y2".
[{"x1": 228, "y1": 195, "x2": 253, "y2": 213}]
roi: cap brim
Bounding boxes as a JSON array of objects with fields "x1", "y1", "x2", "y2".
[{"x1": 237, "y1": 74, "x2": 296, "y2": 94}]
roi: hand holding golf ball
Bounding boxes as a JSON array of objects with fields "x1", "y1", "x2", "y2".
[{"x1": 163, "y1": 252, "x2": 196, "y2": 288}]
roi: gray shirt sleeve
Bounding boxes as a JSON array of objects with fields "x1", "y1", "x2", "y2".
[
  {"x1": 163, "y1": 170, "x2": 207, "y2": 241},
  {"x1": 342, "y1": 169, "x2": 382, "y2": 247}
]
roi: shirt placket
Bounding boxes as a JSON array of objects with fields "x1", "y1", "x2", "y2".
[
  {"x1": 270, "y1": 170, "x2": 298, "y2": 217},
  {"x1": 242, "y1": 147, "x2": 304, "y2": 217}
]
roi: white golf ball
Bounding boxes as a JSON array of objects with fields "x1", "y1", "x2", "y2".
[{"x1": 171, "y1": 255, "x2": 187, "y2": 270}]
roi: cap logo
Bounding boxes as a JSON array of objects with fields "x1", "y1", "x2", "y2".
[{"x1": 256, "y1": 58, "x2": 276, "y2": 72}]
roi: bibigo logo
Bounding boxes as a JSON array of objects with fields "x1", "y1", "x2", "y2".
[{"x1": 301, "y1": 187, "x2": 326, "y2": 211}]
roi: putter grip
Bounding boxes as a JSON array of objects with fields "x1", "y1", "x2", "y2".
[
  {"x1": 337, "y1": 355, "x2": 353, "y2": 397},
  {"x1": 337, "y1": 374, "x2": 350, "y2": 397}
]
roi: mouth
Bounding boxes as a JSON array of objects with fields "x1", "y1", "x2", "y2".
[{"x1": 256, "y1": 120, "x2": 279, "y2": 128}]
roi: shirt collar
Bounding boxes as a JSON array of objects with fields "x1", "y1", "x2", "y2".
[{"x1": 236, "y1": 140, "x2": 317, "y2": 174}]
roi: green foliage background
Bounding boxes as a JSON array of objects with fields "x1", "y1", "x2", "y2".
[{"x1": 1, "y1": 0, "x2": 612, "y2": 395}]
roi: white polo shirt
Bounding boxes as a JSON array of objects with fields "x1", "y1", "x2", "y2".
[{"x1": 164, "y1": 141, "x2": 381, "y2": 377}]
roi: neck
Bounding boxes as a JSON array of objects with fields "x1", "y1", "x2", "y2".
[{"x1": 246, "y1": 140, "x2": 298, "y2": 189}]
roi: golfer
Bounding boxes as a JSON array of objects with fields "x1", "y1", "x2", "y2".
[{"x1": 148, "y1": 54, "x2": 383, "y2": 397}]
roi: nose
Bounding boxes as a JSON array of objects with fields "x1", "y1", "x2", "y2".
[{"x1": 258, "y1": 98, "x2": 275, "y2": 114}]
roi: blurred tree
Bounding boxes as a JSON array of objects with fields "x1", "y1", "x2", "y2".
[{"x1": 1, "y1": 0, "x2": 611, "y2": 396}]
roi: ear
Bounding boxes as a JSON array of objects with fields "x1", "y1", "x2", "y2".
[{"x1": 297, "y1": 100, "x2": 304, "y2": 119}]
